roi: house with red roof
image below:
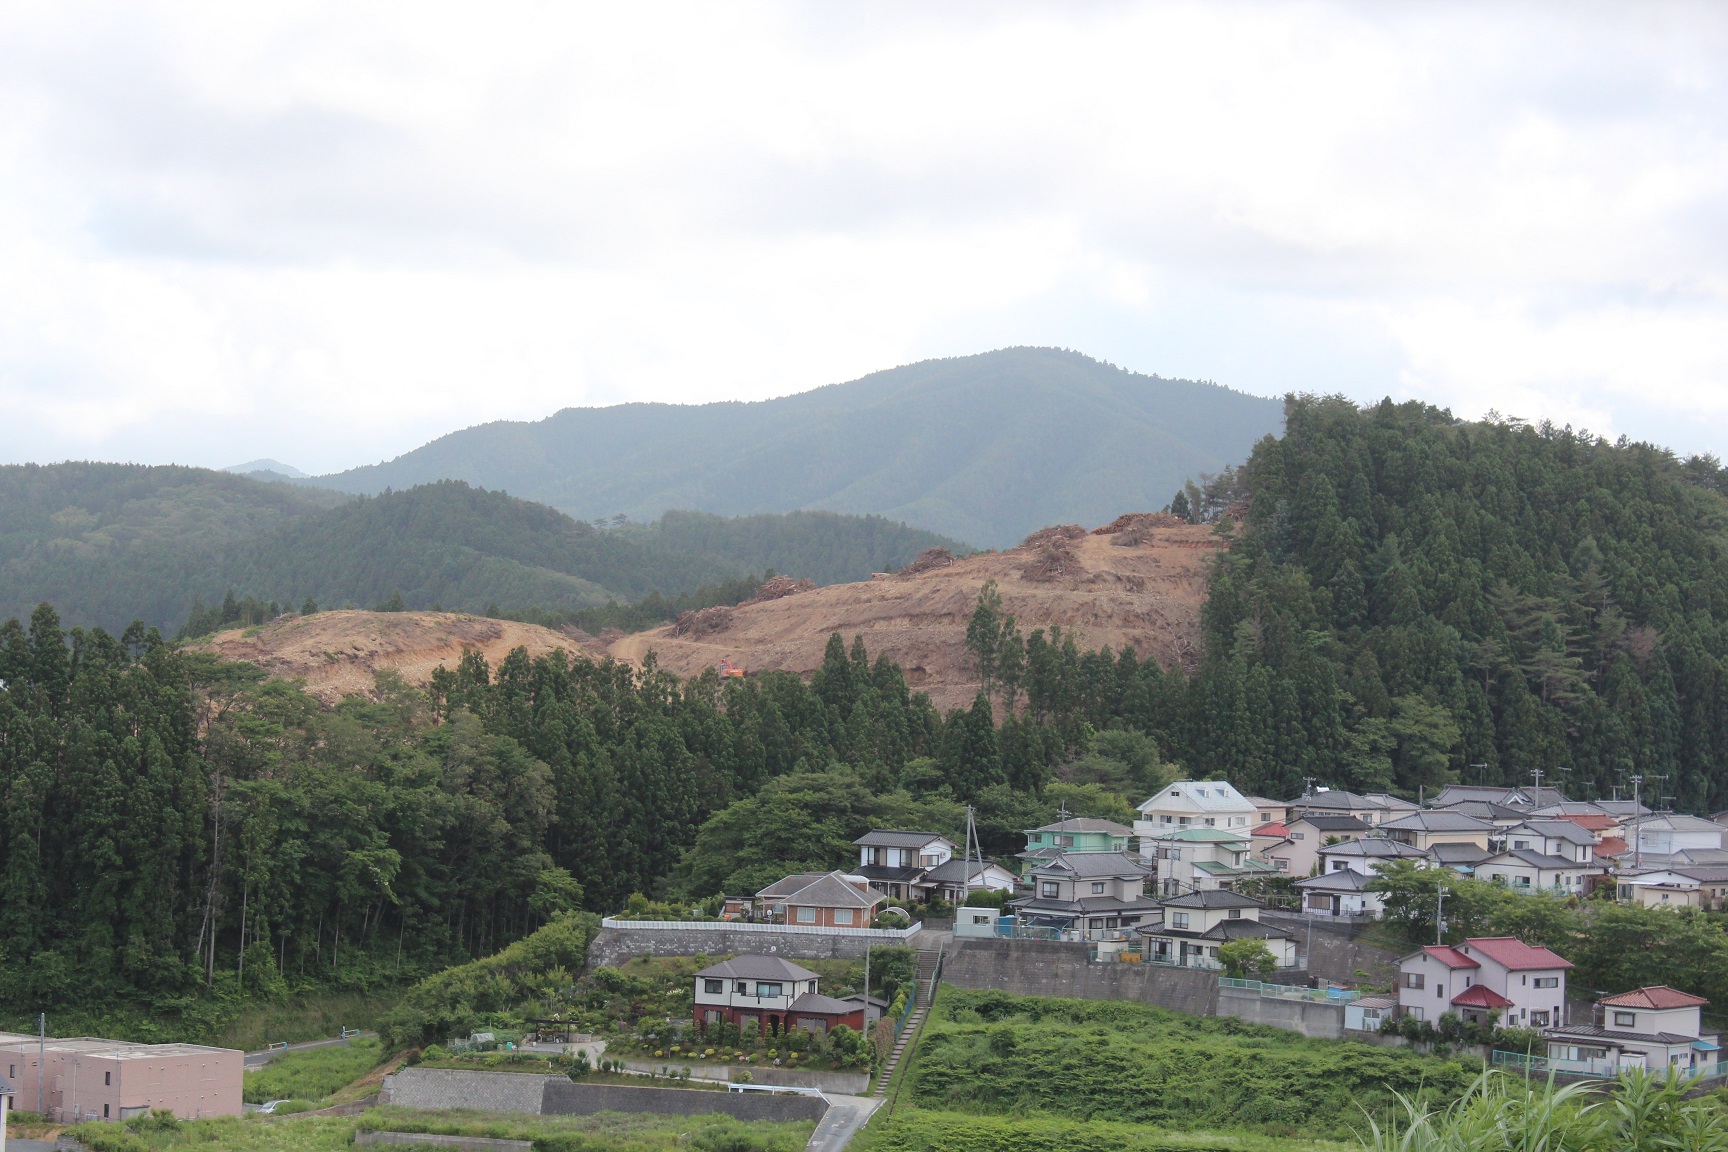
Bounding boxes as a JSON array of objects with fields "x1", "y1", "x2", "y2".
[
  {"x1": 1544, "y1": 986, "x2": 1720, "y2": 1077},
  {"x1": 1397, "y1": 937, "x2": 1571, "y2": 1028}
]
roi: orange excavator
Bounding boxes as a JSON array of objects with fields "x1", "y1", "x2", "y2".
[{"x1": 718, "y1": 659, "x2": 746, "y2": 679}]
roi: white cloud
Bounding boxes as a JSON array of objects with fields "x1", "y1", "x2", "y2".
[{"x1": 0, "y1": 0, "x2": 1725, "y2": 471}]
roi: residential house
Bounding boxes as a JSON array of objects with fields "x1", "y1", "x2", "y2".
[
  {"x1": 1008, "y1": 851, "x2": 1160, "y2": 939},
  {"x1": 1316, "y1": 837, "x2": 1427, "y2": 876},
  {"x1": 1134, "y1": 782, "x2": 1257, "y2": 847},
  {"x1": 1346, "y1": 994, "x2": 1400, "y2": 1034},
  {"x1": 1428, "y1": 842, "x2": 1494, "y2": 875},
  {"x1": 754, "y1": 871, "x2": 884, "y2": 928},
  {"x1": 0, "y1": 1036, "x2": 243, "y2": 1123},
  {"x1": 1427, "y1": 799, "x2": 1530, "y2": 828},
  {"x1": 921, "y1": 857, "x2": 1018, "y2": 903},
  {"x1": 852, "y1": 830, "x2": 954, "y2": 901},
  {"x1": 1137, "y1": 890, "x2": 1298, "y2": 969},
  {"x1": 1287, "y1": 789, "x2": 1399, "y2": 826},
  {"x1": 1615, "y1": 867, "x2": 1728, "y2": 910},
  {"x1": 1630, "y1": 815, "x2": 1726, "y2": 858},
  {"x1": 1296, "y1": 869, "x2": 1384, "y2": 917},
  {"x1": 1251, "y1": 821, "x2": 1289, "y2": 861},
  {"x1": 1476, "y1": 849, "x2": 1602, "y2": 895},
  {"x1": 1379, "y1": 811, "x2": 1496, "y2": 852},
  {"x1": 1144, "y1": 826, "x2": 1277, "y2": 894},
  {"x1": 1364, "y1": 793, "x2": 1423, "y2": 822},
  {"x1": 1261, "y1": 814, "x2": 1372, "y2": 877},
  {"x1": 1500, "y1": 820, "x2": 1599, "y2": 864},
  {"x1": 692, "y1": 955, "x2": 864, "y2": 1037},
  {"x1": 1019, "y1": 817, "x2": 1134, "y2": 872},
  {"x1": 1245, "y1": 796, "x2": 1289, "y2": 827},
  {"x1": 1586, "y1": 799, "x2": 1654, "y2": 821},
  {"x1": 1544, "y1": 987, "x2": 1719, "y2": 1076},
  {"x1": 1396, "y1": 937, "x2": 1571, "y2": 1028},
  {"x1": 1431, "y1": 785, "x2": 1569, "y2": 810}
]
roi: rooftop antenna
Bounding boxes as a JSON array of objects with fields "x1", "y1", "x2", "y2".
[{"x1": 1302, "y1": 776, "x2": 1317, "y2": 798}]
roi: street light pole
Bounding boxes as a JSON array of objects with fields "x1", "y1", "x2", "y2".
[{"x1": 1436, "y1": 886, "x2": 1451, "y2": 946}]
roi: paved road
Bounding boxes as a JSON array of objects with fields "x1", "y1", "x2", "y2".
[
  {"x1": 805, "y1": 1093, "x2": 883, "y2": 1152},
  {"x1": 9, "y1": 1139, "x2": 56, "y2": 1152},
  {"x1": 244, "y1": 1032, "x2": 372, "y2": 1067}
]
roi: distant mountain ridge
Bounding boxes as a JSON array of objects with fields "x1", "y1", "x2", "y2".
[
  {"x1": 310, "y1": 347, "x2": 1284, "y2": 547},
  {"x1": 0, "y1": 464, "x2": 962, "y2": 632}
]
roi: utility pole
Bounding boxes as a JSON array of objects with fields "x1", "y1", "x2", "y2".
[
  {"x1": 1468, "y1": 763, "x2": 1488, "y2": 786},
  {"x1": 1630, "y1": 775, "x2": 1644, "y2": 869},
  {"x1": 36, "y1": 1014, "x2": 43, "y2": 1116},
  {"x1": 1529, "y1": 766, "x2": 1544, "y2": 805},
  {"x1": 1436, "y1": 885, "x2": 1451, "y2": 946}
]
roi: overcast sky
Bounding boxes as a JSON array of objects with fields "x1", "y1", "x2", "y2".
[{"x1": 2, "y1": 1, "x2": 1725, "y2": 475}]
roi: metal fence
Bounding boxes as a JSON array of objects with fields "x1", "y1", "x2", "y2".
[
  {"x1": 600, "y1": 917, "x2": 923, "y2": 939},
  {"x1": 1492, "y1": 1048, "x2": 1728, "y2": 1083},
  {"x1": 1219, "y1": 977, "x2": 1361, "y2": 1005}
]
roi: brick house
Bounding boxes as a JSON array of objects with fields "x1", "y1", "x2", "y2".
[{"x1": 754, "y1": 870, "x2": 884, "y2": 927}]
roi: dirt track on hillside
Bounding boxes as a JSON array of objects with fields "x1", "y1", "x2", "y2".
[{"x1": 607, "y1": 519, "x2": 1224, "y2": 713}]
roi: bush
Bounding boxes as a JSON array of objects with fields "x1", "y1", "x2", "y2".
[{"x1": 243, "y1": 1037, "x2": 383, "y2": 1103}]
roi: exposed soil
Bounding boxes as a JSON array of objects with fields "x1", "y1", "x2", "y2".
[
  {"x1": 608, "y1": 517, "x2": 1226, "y2": 713},
  {"x1": 189, "y1": 610, "x2": 598, "y2": 702}
]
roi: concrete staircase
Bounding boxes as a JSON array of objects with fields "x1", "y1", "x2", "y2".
[{"x1": 871, "y1": 946, "x2": 943, "y2": 1097}]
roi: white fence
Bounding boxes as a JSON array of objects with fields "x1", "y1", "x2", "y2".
[{"x1": 600, "y1": 918, "x2": 923, "y2": 939}]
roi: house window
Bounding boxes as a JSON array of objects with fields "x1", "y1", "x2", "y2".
[
  {"x1": 1614, "y1": 1011, "x2": 1636, "y2": 1027},
  {"x1": 797, "y1": 906, "x2": 817, "y2": 924},
  {"x1": 1058, "y1": 835, "x2": 1074, "y2": 847},
  {"x1": 1160, "y1": 815, "x2": 1172, "y2": 824},
  {"x1": 105, "y1": 1071, "x2": 112, "y2": 1086},
  {"x1": 1228, "y1": 909, "x2": 1241, "y2": 919},
  {"x1": 1404, "y1": 972, "x2": 1425, "y2": 990},
  {"x1": 705, "y1": 979, "x2": 724, "y2": 994},
  {"x1": 1172, "y1": 913, "x2": 1190, "y2": 929},
  {"x1": 1092, "y1": 882, "x2": 1106, "y2": 894},
  {"x1": 1531, "y1": 1011, "x2": 1551, "y2": 1027},
  {"x1": 1409, "y1": 1007, "x2": 1425, "y2": 1021},
  {"x1": 835, "y1": 908, "x2": 854, "y2": 926},
  {"x1": 1261, "y1": 813, "x2": 1272, "y2": 822},
  {"x1": 1089, "y1": 918, "x2": 1104, "y2": 930},
  {"x1": 1291, "y1": 832, "x2": 1305, "y2": 841},
  {"x1": 1437, "y1": 985, "x2": 1445, "y2": 999},
  {"x1": 757, "y1": 982, "x2": 783, "y2": 998},
  {"x1": 1513, "y1": 840, "x2": 1529, "y2": 850},
  {"x1": 1534, "y1": 977, "x2": 1559, "y2": 988},
  {"x1": 1274, "y1": 859, "x2": 1288, "y2": 871},
  {"x1": 1205, "y1": 818, "x2": 1216, "y2": 827},
  {"x1": 736, "y1": 981, "x2": 749, "y2": 994}
]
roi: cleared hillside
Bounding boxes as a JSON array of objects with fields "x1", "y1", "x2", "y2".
[
  {"x1": 608, "y1": 517, "x2": 1225, "y2": 712},
  {"x1": 189, "y1": 610, "x2": 595, "y2": 702},
  {"x1": 311, "y1": 348, "x2": 1283, "y2": 547}
]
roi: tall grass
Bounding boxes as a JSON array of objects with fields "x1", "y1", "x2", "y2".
[{"x1": 243, "y1": 1038, "x2": 383, "y2": 1103}]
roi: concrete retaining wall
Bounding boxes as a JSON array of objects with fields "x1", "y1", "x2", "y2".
[
  {"x1": 542, "y1": 1079, "x2": 827, "y2": 1123},
  {"x1": 381, "y1": 1069, "x2": 556, "y2": 1114},
  {"x1": 587, "y1": 925, "x2": 922, "y2": 968},
  {"x1": 618, "y1": 1058, "x2": 869, "y2": 1094},
  {"x1": 1262, "y1": 913, "x2": 1400, "y2": 984},
  {"x1": 942, "y1": 938, "x2": 1218, "y2": 1014},
  {"x1": 355, "y1": 1133, "x2": 532, "y2": 1151},
  {"x1": 1215, "y1": 986, "x2": 1344, "y2": 1039}
]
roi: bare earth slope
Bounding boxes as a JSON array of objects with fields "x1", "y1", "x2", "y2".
[
  {"x1": 608, "y1": 519, "x2": 1224, "y2": 713},
  {"x1": 191, "y1": 609, "x2": 592, "y2": 702}
]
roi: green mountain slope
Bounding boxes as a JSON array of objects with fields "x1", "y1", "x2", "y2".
[
  {"x1": 0, "y1": 466, "x2": 964, "y2": 633},
  {"x1": 310, "y1": 347, "x2": 1284, "y2": 547},
  {"x1": 1174, "y1": 396, "x2": 1728, "y2": 808}
]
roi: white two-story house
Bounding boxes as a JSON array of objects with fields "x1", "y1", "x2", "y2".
[
  {"x1": 1137, "y1": 890, "x2": 1298, "y2": 969},
  {"x1": 1544, "y1": 986, "x2": 1719, "y2": 1076},
  {"x1": 693, "y1": 955, "x2": 864, "y2": 1037},
  {"x1": 1007, "y1": 851, "x2": 1160, "y2": 939},
  {"x1": 1397, "y1": 937, "x2": 1571, "y2": 1028},
  {"x1": 1135, "y1": 782, "x2": 1256, "y2": 849},
  {"x1": 852, "y1": 829, "x2": 954, "y2": 901},
  {"x1": 1143, "y1": 827, "x2": 1277, "y2": 895}
]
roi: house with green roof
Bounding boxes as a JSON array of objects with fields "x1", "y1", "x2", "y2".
[
  {"x1": 1017, "y1": 817, "x2": 1135, "y2": 875},
  {"x1": 1143, "y1": 826, "x2": 1277, "y2": 896}
]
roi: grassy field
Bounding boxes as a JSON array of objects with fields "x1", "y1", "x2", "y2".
[
  {"x1": 61, "y1": 1107, "x2": 815, "y2": 1152},
  {"x1": 215, "y1": 988, "x2": 406, "y2": 1051},
  {"x1": 854, "y1": 987, "x2": 1485, "y2": 1150},
  {"x1": 242, "y1": 1037, "x2": 385, "y2": 1103}
]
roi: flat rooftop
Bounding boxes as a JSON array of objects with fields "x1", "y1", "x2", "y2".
[{"x1": 0, "y1": 1036, "x2": 238, "y2": 1059}]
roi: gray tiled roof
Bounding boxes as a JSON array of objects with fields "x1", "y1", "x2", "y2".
[
  {"x1": 1029, "y1": 851, "x2": 1152, "y2": 879},
  {"x1": 1382, "y1": 811, "x2": 1496, "y2": 832},
  {"x1": 852, "y1": 829, "x2": 950, "y2": 849},
  {"x1": 1032, "y1": 818, "x2": 1135, "y2": 835},
  {"x1": 1159, "y1": 889, "x2": 1262, "y2": 909},
  {"x1": 696, "y1": 955, "x2": 820, "y2": 981}
]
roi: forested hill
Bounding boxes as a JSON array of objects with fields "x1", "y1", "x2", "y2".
[
  {"x1": 1174, "y1": 396, "x2": 1728, "y2": 810},
  {"x1": 309, "y1": 347, "x2": 1284, "y2": 548},
  {"x1": 0, "y1": 464, "x2": 963, "y2": 632}
]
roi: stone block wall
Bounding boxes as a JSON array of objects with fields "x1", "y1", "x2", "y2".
[
  {"x1": 541, "y1": 1080, "x2": 827, "y2": 1123},
  {"x1": 355, "y1": 1134, "x2": 533, "y2": 1151},
  {"x1": 941, "y1": 938, "x2": 1219, "y2": 1015},
  {"x1": 1215, "y1": 986, "x2": 1345, "y2": 1039},
  {"x1": 380, "y1": 1069, "x2": 557, "y2": 1115}
]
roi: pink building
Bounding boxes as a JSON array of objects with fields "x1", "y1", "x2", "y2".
[{"x1": 0, "y1": 1034, "x2": 242, "y2": 1122}]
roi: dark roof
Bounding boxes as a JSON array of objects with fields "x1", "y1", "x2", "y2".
[
  {"x1": 1508, "y1": 820, "x2": 1598, "y2": 846},
  {"x1": 1029, "y1": 851, "x2": 1152, "y2": 879},
  {"x1": 788, "y1": 991, "x2": 858, "y2": 1016},
  {"x1": 1429, "y1": 842, "x2": 1493, "y2": 865},
  {"x1": 1542, "y1": 1024, "x2": 1698, "y2": 1047},
  {"x1": 1159, "y1": 890, "x2": 1262, "y2": 910},
  {"x1": 1588, "y1": 800, "x2": 1652, "y2": 818},
  {"x1": 1674, "y1": 867, "x2": 1728, "y2": 884},
  {"x1": 1431, "y1": 800, "x2": 1528, "y2": 821},
  {"x1": 1432, "y1": 785, "x2": 1568, "y2": 808},
  {"x1": 1008, "y1": 895, "x2": 1162, "y2": 916},
  {"x1": 854, "y1": 864, "x2": 926, "y2": 884},
  {"x1": 1381, "y1": 811, "x2": 1496, "y2": 833},
  {"x1": 760, "y1": 871, "x2": 883, "y2": 909},
  {"x1": 1321, "y1": 838, "x2": 1426, "y2": 859},
  {"x1": 852, "y1": 829, "x2": 950, "y2": 849},
  {"x1": 1032, "y1": 818, "x2": 1134, "y2": 836},
  {"x1": 923, "y1": 857, "x2": 1010, "y2": 883},
  {"x1": 1291, "y1": 791, "x2": 1385, "y2": 812},
  {"x1": 1198, "y1": 919, "x2": 1292, "y2": 942},
  {"x1": 696, "y1": 955, "x2": 820, "y2": 981},
  {"x1": 1488, "y1": 849, "x2": 1590, "y2": 870},
  {"x1": 754, "y1": 872, "x2": 828, "y2": 898},
  {"x1": 1295, "y1": 815, "x2": 1372, "y2": 833},
  {"x1": 1295, "y1": 870, "x2": 1374, "y2": 891}
]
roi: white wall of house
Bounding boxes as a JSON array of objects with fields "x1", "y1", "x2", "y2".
[{"x1": 1135, "y1": 782, "x2": 1256, "y2": 840}]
